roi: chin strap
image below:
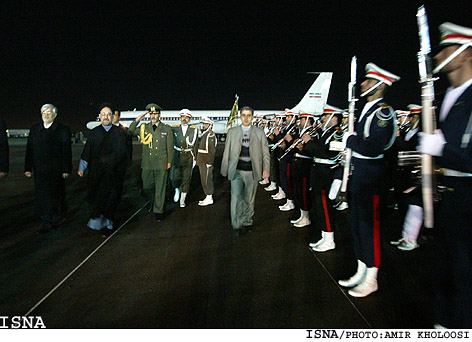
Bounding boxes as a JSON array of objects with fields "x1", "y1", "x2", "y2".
[
  {"x1": 433, "y1": 42, "x2": 472, "y2": 74},
  {"x1": 360, "y1": 80, "x2": 384, "y2": 98}
]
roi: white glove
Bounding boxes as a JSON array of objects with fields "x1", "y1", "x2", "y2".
[
  {"x1": 206, "y1": 164, "x2": 212, "y2": 168},
  {"x1": 417, "y1": 129, "x2": 446, "y2": 157},
  {"x1": 342, "y1": 132, "x2": 357, "y2": 146}
]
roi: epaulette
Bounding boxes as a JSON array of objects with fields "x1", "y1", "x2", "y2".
[
  {"x1": 190, "y1": 125, "x2": 198, "y2": 129},
  {"x1": 375, "y1": 104, "x2": 394, "y2": 121},
  {"x1": 172, "y1": 124, "x2": 180, "y2": 127},
  {"x1": 209, "y1": 132, "x2": 215, "y2": 137}
]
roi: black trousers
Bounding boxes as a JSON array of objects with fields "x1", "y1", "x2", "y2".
[
  {"x1": 291, "y1": 157, "x2": 311, "y2": 210},
  {"x1": 349, "y1": 158, "x2": 387, "y2": 268},
  {"x1": 433, "y1": 176, "x2": 472, "y2": 328},
  {"x1": 311, "y1": 164, "x2": 336, "y2": 232},
  {"x1": 279, "y1": 158, "x2": 293, "y2": 200}
]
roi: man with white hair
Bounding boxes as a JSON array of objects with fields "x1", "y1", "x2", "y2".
[{"x1": 25, "y1": 104, "x2": 72, "y2": 233}]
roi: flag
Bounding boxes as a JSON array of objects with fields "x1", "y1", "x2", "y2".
[{"x1": 226, "y1": 94, "x2": 239, "y2": 132}]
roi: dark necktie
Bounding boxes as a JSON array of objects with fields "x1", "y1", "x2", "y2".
[{"x1": 153, "y1": 124, "x2": 157, "y2": 131}]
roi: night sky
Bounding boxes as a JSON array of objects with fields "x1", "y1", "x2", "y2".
[{"x1": 1, "y1": 2, "x2": 469, "y2": 132}]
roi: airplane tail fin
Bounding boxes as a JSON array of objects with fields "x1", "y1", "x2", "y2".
[{"x1": 291, "y1": 72, "x2": 333, "y2": 115}]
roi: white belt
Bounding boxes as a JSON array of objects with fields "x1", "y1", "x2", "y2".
[
  {"x1": 352, "y1": 151, "x2": 384, "y2": 160},
  {"x1": 443, "y1": 168, "x2": 472, "y2": 177},
  {"x1": 174, "y1": 146, "x2": 192, "y2": 152},
  {"x1": 314, "y1": 158, "x2": 337, "y2": 165},
  {"x1": 198, "y1": 149, "x2": 208, "y2": 154},
  {"x1": 294, "y1": 153, "x2": 311, "y2": 159}
]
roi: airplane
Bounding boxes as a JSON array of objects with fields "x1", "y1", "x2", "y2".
[{"x1": 86, "y1": 72, "x2": 333, "y2": 141}]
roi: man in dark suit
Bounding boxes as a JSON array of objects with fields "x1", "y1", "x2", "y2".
[
  {"x1": 0, "y1": 118, "x2": 8, "y2": 178},
  {"x1": 418, "y1": 22, "x2": 472, "y2": 329},
  {"x1": 221, "y1": 106, "x2": 270, "y2": 236},
  {"x1": 338, "y1": 63, "x2": 400, "y2": 298},
  {"x1": 25, "y1": 104, "x2": 72, "y2": 233}
]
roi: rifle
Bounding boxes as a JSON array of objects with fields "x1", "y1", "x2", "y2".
[
  {"x1": 270, "y1": 123, "x2": 297, "y2": 152},
  {"x1": 338, "y1": 56, "x2": 357, "y2": 202},
  {"x1": 416, "y1": 5, "x2": 437, "y2": 229},
  {"x1": 277, "y1": 121, "x2": 323, "y2": 161}
]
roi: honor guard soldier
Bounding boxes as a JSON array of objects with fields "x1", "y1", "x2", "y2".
[
  {"x1": 128, "y1": 103, "x2": 174, "y2": 221},
  {"x1": 392, "y1": 105, "x2": 422, "y2": 216},
  {"x1": 171, "y1": 109, "x2": 199, "y2": 208},
  {"x1": 196, "y1": 117, "x2": 217, "y2": 206},
  {"x1": 278, "y1": 110, "x2": 300, "y2": 211},
  {"x1": 338, "y1": 63, "x2": 400, "y2": 297},
  {"x1": 288, "y1": 111, "x2": 317, "y2": 227},
  {"x1": 265, "y1": 112, "x2": 285, "y2": 192},
  {"x1": 268, "y1": 111, "x2": 288, "y2": 196},
  {"x1": 304, "y1": 108, "x2": 343, "y2": 250},
  {"x1": 390, "y1": 106, "x2": 423, "y2": 252},
  {"x1": 418, "y1": 22, "x2": 472, "y2": 328}
]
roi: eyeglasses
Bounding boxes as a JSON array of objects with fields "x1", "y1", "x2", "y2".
[{"x1": 100, "y1": 112, "x2": 113, "y2": 116}]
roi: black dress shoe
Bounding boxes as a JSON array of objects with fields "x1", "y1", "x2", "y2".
[{"x1": 155, "y1": 213, "x2": 164, "y2": 222}]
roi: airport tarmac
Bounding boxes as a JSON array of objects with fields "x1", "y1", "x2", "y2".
[{"x1": 0, "y1": 141, "x2": 436, "y2": 328}]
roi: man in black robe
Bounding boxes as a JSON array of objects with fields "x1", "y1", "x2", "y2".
[
  {"x1": 0, "y1": 118, "x2": 8, "y2": 178},
  {"x1": 25, "y1": 104, "x2": 72, "y2": 233},
  {"x1": 78, "y1": 103, "x2": 128, "y2": 234}
]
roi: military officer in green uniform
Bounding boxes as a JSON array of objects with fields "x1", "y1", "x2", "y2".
[
  {"x1": 170, "y1": 109, "x2": 199, "y2": 208},
  {"x1": 128, "y1": 103, "x2": 174, "y2": 221},
  {"x1": 196, "y1": 117, "x2": 217, "y2": 206}
]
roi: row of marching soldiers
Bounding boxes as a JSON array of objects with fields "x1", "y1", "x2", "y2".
[
  {"x1": 260, "y1": 21, "x2": 472, "y2": 329},
  {"x1": 263, "y1": 108, "x2": 345, "y2": 252}
]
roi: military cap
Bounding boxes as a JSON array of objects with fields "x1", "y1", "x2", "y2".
[
  {"x1": 146, "y1": 103, "x2": 162, "y2": 113},
  {"x1": 284, "y1": 108, "x2": 294, "y2": 116},
  {"x1": 276, "y1": 110, "x2": 287, "y2": 118},
  {"x1": 180, "y1": 109, "x2": 192, "y2": 118},
  {"x1": 365, "y1": 63, "x2": 400, "y2": 86},
  {"x1": 407, "y1": 104, "x2": 422, "y2": 115},
  {"x1": 201, "y1": 116, "x2": 213, "y2": 125},
  {"x1": 439, "y1": 22, "x2": 472, "y2": 46},
  {"x1": 395, "y1": 110, "x2": 409, "y2": 118},
  {"x1": 300, "y1": 111, "x2": 316, "y2": 118},
  {"x1": 323, "y1": 107, "x2": 343, "y2": 115}
]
